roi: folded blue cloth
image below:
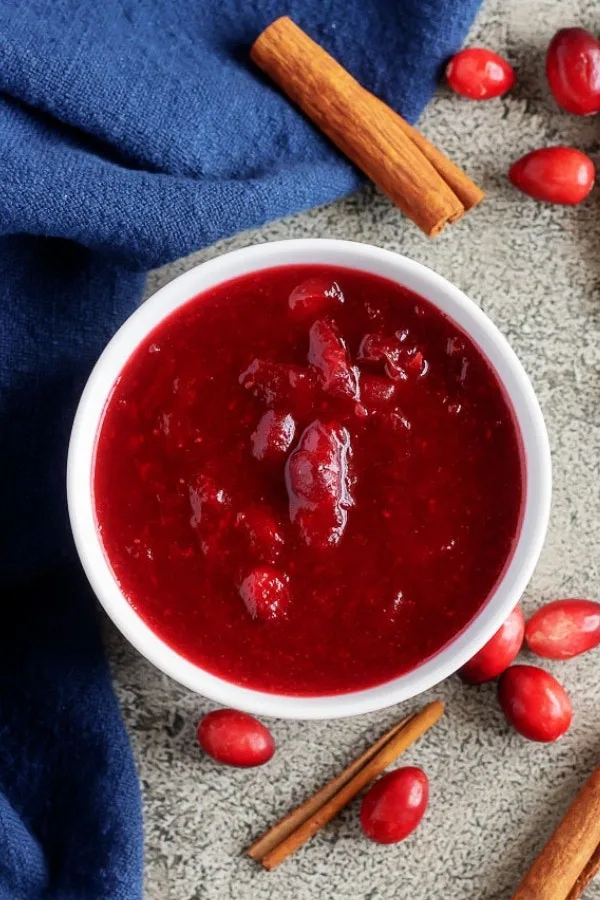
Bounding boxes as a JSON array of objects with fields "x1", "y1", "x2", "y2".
[{"x1": 0, "y1": 1, "x2": 481, "y2": 895}]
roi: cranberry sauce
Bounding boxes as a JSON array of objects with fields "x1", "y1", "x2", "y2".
[{"x1": 94, "y1": 265, "x2": 524, "y2": 695}]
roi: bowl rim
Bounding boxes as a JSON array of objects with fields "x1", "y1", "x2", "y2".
[{"x1": 67, "y1": 238, "x2": 552, "y2": 720}]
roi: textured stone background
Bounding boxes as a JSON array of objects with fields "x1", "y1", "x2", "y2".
[{"x1": 105, "y1": 0, "x2": 600, "y2": 896}]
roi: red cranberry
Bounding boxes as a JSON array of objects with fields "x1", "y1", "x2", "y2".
[
  {"x1": 251, "y1": 410, "x2": 296, "y2": 462},
  {"x1": 238, "y1": 567, "x2": 290, "y2": 621},
  {"x1": 446, "y1": 48, "x2": 515, "y2": 100},
  {"x1": 308, "y1": 319, "x2": 359, "y2": 401},
  {"x1": 546, "y1": 28, "x2": 600, "y2": 115},
  {"x1": 188, "y1": 475, "x2": 232, "y2": 559},
  {"x1": 188, "y1": 475, "x2": 230, "y2": 527},
  {"x1": 357, "y1": 332, "x2": 425, "y2": 382},
  {"x1": 358, "y1": 332, "x2": 403, "y2": 371},
  {"x1": 360, "y1": 767, "x2": 429, "y2": 844},
  {"x1": 288, "y1": 277, "x2": 344, "y2": 322},
  {"x1": 197, "y1": 709, "x2": 275, "y2": 767},
  {"x1": 239, "y1": 359, "x2": 315, "y2": 416},
  {"x1": 459, "y1": 606, "x2": 524, "y2": 684},
  {"x1": 359, "y1": 374, "x2": 397, "y2": 414},
  {"x1": 525, "y1": 599, "x2": 600, "y2": 660},
  {"x1": 285, "y1": 420, "x2": 353, "y2": 549},
  {"x1": 498, "y1": 665, "x2": 572, "y2": 742},
  {"x1": 509, "y1": 147, "x2": 595, "y2": 205},
  {"x1": 234, "y1": 506, "x2": 285, "y2": 564}
]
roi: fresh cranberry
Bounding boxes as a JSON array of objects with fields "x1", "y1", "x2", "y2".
[
  {"x1": 509, "y1": 147, "x2": 595, "y2": 205},
  {"x1": 459, "y1": 605, "x2": 524, "y2": 684},
  {"x1": 288, "y1": 277, "x2": 344, "y2": 322},
  {"x1": 508, "y1": 147, "x2": 596, "y2": 206},
  {"x1": 525, "y1": 599, "x2": 600, "y2": 660},
  {"x1": 360, "y1": 767, "x2": 429, "y2": 844},
  {"x1": 308, "y1": 319, "x2": 359, "y2": 401},
  {"x1": 285, "y1": 420, "x2": 353, "y2": 549},
  {"x1": 239, "y1": 359, "x2": 316, "y2": 417},
  {"x1": 498, "y1": 665, "x2": 572, "y2": 742},
  {"x1": 251, "y1": 410, "x2": 296, "y2": 462},
  {"x1": 197, "y1": 709, "x2": 275, "y2": 767},
  {"x1": 238, "y1": 567, "x2": 290, "y2": 621},
  {"x1": 446, "y1": 48, "x2": 515, "y2": 100},
  {"x1": 234, "y1": 506, "x2": 285, "y2": 564},
  {"x1": 546, "y1": 28, "x2": 600, "y2": 116}
]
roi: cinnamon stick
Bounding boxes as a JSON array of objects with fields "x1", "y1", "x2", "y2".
[
  {"x1": 251, "y1": 17, "x2": 475, "y2": 236},
  {"x1": 384, "y1": 108, "x2": 484, "y2": 211},
  {"x1": 567, "y1": 843, "x2": 600, "y2": 900},
  {"x1": 248, "y1": 700, "x2": 444, "y2": 870},
  {"x1": 248, "y1": 712, "x2": 415, "y2": 861},
  {"x1": 512, "y1": 764, "x2": 600, "y2": 900}
]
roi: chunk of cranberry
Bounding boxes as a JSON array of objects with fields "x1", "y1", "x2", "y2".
[
  {"x1": 357, "y1": 332, "x2": 398, "y2": 365},
  {"x1": 188, "y1": 472, "x2": 230, "y2": 516},
  {"x1": 406, "y1": 350, "x2": 427, "y2": 377},
  {"x1": 188, "y1": 474, "x2": 232, "y2": 559},
  {"x1": 234, "y1": 506, "x2": 285, "y2": 564},
  {"x1": 251, "y1": 410, "x2": 296, "y2": 462},
  {"x1": 288, "y1": 277, "x2": 344, "y2": 322},
  {"x1": 308, "y1": 319, "x2": 359, "y2": 402},
  {"x1": 358, "y1": 332, "x2": 426, "y2": 382},
  {"x1": 239, "y1": 359, "x2": 315, "y2": 417},
  {"x1": 285, "y1": 420, "x2": 353, "y2": 549},
  {"x1": 238, "y1": 567, "x2": 290, "y2": 621},
  {"x1": 360, "y1": 374, "x2": 397, "y2": 414}
]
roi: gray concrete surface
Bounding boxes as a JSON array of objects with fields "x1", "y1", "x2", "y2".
[{"x1": 105, "y1": 0, "x2": 600, "y2": 896}]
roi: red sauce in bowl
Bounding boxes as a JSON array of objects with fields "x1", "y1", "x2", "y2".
[{"x1": 94, "y1": 265, "x2": 524, "y2": 695}]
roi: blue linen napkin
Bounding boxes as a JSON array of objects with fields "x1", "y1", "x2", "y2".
[{"x1": 0, "y1": 0, "x2": 481, "y2": 895}]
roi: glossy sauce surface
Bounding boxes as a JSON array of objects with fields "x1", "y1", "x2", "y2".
[{"x1": 94, "y1": 265, "x2": 524, "y2": 695}]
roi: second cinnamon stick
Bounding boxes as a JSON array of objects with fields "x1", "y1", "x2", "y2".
[
  {"x1": 248, "y1": 713, "x2": 415, "y2": 862},
  {"x1": 512, "y1": 764, "x2": 600, "y2": 900},
  {"x1": 253, "y1": 700, "x2": 444, "y2": 870}
]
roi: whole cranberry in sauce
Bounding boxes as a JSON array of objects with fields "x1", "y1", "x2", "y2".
[
  {"x1": 288, "y1": 276, "x2": 344, "y2": 322},
  {"x1": 251, "y1": 410, "x2": 296, "y2": 462},
  {"x1": 238, "y1": 567, "x2": 290, "y2": 621},
  {"x1": 285, "y1": 419, "x2": 353, "y2": 550}
]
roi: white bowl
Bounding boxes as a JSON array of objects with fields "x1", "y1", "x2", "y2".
[{"x1": 68, "y1": 239, "x2": 551, "y2": 720}]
